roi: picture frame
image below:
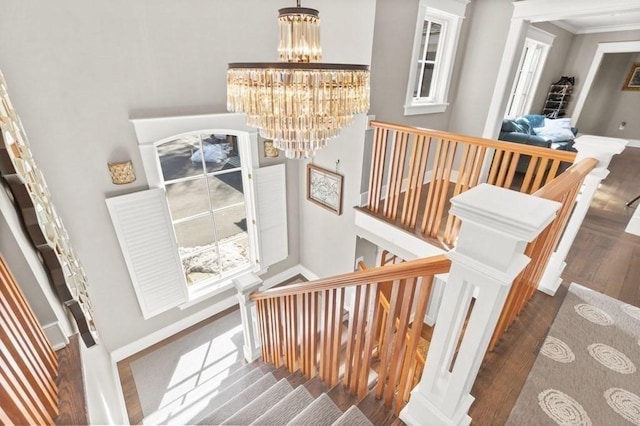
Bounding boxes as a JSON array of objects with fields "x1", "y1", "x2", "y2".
[
  {"x1": 263, "y1": 139, "x2": 280, "y2": 158},
  {"x1": 306, "y1": 164, "x2": 343, "y2": 215},
  {"x1": 622, "y1": 62, "x2": 640, "y2": 91}
]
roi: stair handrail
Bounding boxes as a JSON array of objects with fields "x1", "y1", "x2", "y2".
[
  {"x1": 370, "y1": 120, "x2": 577, "y2": 162},
  {"x1": 532, "y1": 157, "x2": 598, "y2": 201},
  {"x1": 250, "y1": 254, "x2": 451, "y2": 301}
]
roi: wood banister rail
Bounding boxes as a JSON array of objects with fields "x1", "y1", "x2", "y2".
[
  {"x1": 489, "y1": 157, "x2": 597, "y2": 350},
  {"x1": 253, "y1": 254, "x2": 451, "y2": 413},
  {"x1": 532, "y1": 157, "x2": 599, "y2": 201},
  {"x1": 250, "y1": 254, "x2": 451, "y2": 300},
  {"x1": 369, "y1": 120, "x2": 577, "y2": 162}
]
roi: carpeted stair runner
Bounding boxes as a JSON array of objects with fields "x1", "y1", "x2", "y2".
[
  {"x1": 191, "y1": 367, "x2": 265, "y2": 424},
  {"x1": 287, "y1": 394, "x2": 343, "y2": 425},
  {"x1": 198, "y1": 373, "x2": 277, "y2": 424},
  {"x1": 333, "y1": 406, "x2": 374, "y2": 426},
  {"x1": 187, "y1": 364, "x2": 374, "y2": 426},
  {"x1": 222, "y1": 378, "x2": 293, "y2": 425},
  {"x1": 251, "y1": 385, "x2": 315, "y2": 425}
]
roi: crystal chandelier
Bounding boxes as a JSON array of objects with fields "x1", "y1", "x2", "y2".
[{"x1": 227, "y1": 2, "x2": 370, "y2": 159}]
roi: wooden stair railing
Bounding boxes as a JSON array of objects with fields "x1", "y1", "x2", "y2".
[
  {"x1": 489, "y1": 157, "x2": 598, "y2": 349},
  {"x1": 0, "y1": 254, "x2": 58, "y2": 425},
  {"x1": 251, "y1": 255, "x2": 452, "y2": 412},
  {"x1": 367, "y1": 120, "x2": 577, "y2": 246}
]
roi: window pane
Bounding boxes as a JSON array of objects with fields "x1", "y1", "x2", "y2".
[
  {"x1": 413, "y1": 64, "x2": 423, "y2": 97},
  {"x1": 214, "y1": 204, "x2": 247, "y2": 241},
  {"x1": 166, "y1": 178, "x2": 210, "y2": 220},
  {"x1": 181, "y1": 250, "x2": 220, "y2": 286},
  {"x1": 420, "y1": 63, "x2": 435, "y2": 98},
  {"x1": 157, "y1": 136, "x2": 204, "y2": 181},
  {"x1": 425, "y1": 23, "x2": 441, "y2": 61},
  {"x1": 219, "y1": 237, "x2": 250, "y2": 273},
  {"x1": 209, "y1": 171, "x2": 244, "y2": 210},
  {"x1": 174, "y1": 215, "x2": 215, "y2": 249},
  {"x1": 419, "y1": 21, "x2": 430, "y2": 61},
  {"x1": 201, "y1": 134, "x2": 242, "y2": 174}
]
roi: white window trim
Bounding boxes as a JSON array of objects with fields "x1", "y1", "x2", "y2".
[
  {"x1": 504, "y1": 25, "x2": 554, "y2": 118},
  {"x1": 131, "y1": 113, "x2": 260, "y2": 304},
  {"x1": 404, "y1": 0, "x2": 469, "y2": 116}
]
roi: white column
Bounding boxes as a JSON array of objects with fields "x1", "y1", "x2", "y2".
[
  {"x1": 400, "y1": 184, "x2": 561, "y2": 426},
  {"x1": 538, "y1": 135, "x2": 627, "y2": 295},
  {"x1": 233, "y1": 273, "x2": 263, "y2": 362}
]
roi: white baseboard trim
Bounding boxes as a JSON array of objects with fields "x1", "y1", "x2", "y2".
[
  {"x1": 260, "y1": 265, "x2": 304, "y2": 290},
  {"x1": 43, "y1": 322, "x2": 69, "y2": 350},
  {"x1": 298, "y1": 265, "x2": 320, "y2": 281},
  {"x1": 627, "y1": 139, "x2": 640, "y2": 148},
  {"x1": 110, "y1": 293, "x2": 238, "y2": 362}
]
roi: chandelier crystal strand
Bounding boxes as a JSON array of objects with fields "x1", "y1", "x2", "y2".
[{"x1": 227, "y1": 4, "x2": 370, "y2": 159}]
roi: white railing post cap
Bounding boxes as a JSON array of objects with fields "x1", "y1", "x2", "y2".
[{"x1": 450, "y1": 184, "x2": 561, "y2": 242}]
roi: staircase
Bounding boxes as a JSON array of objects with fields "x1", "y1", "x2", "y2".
[{"x1": 190, "y1": 360, "x2": 390, "y2": 426}]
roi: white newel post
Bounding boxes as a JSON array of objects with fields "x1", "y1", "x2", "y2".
[
  {"x1": 538, "y1": 135, "x2": 627, "y2": 295},
  {"x1": 400, "y1": 184, "x2": 561, "y2": 426},
  {"x1": 233, "y1": 273, "x2": 263, "y2": 362}
]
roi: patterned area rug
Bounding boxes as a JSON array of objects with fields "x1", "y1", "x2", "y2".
[{"x1": 507, "y1": 283, "x2": 640, "y2": 425}]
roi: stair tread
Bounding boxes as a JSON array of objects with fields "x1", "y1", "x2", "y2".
[
  {"x1": 332, "y1": 406, "x2": 373, "y2": 426},
  {"x1": 188, "y1": 367, "x2": 264, "y2": 424},
  {"x1": 251, "y1": 385, "x2": 315, "y2": 426},
  {"x1": 222, "y1": 378, "x2": 293, "y2": 425},
  {"x1": 197, "y1": 373, "x2": 277, "y2": 425},
  {"x1": 142, "y1": 363, "x2": 255, "y2": 425},
  {"x1": 287, "y1": 394, "x2": 343, "y2": 426}
]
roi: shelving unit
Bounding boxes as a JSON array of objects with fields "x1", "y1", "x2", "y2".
[
  {"x1": 541, "y1": 83, "x2": 572, "y2": 118},
  {"x1": 0, "y1": 72, "x2": 97, "y2": 347}
]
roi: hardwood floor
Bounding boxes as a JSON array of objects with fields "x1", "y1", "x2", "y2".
[
  {"x1": 469, "y1": 146, "x2": 640, "y2": 425},
  {"x1": 55, "y1": 334, "x2": 88, "y2": 426}
]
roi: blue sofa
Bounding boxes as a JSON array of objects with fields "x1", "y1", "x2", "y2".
[{"x1": 499, "y1": 114, "x2": 577, "y2": 152}]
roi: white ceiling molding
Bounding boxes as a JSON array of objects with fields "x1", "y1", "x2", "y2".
[{"x1": 512, "y1": 0, "x2": 640, "y2": 23}]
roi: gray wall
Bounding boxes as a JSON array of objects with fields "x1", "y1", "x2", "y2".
[
  {"x1": 578, "y1": 52, "x2": 640, "y2": 139},
  {"x1": 560, "y1": 29, "x2": 640, "y2": 117},
  {"x1": 529, "y1": 23, "x2": 575, "y2": 114},
  {"x1": 0, "y1": 0, "x2": 376, "y2": 352},
  {"x1": 369, "y1": 0, "x2": 473, "y2": 131},
  {"x1": 447, "y1": 0, "x2": 514, "y2": 137}
]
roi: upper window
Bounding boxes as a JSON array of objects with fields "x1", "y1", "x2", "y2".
[
  {"x1": 505, "y1": 26, "x2": 554, "y2": 118},
  {"x1": 405, "y1": 0, "x2": 468, "y2": 116},
  {"x1": 157, "y1": 133, "x2": 252, "y2": 287}
]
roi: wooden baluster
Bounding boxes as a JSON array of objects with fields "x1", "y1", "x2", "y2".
[
  {"x1": 368, "y1": 127, "x2": 388, "y2": 213},
  {"x1": 0, "y1": 261, "x2": 57, "y2": 377},
  {"x1": 321, "y1": 290, "x2": 332, "y2": 382},
  {"x1": 384, "y1": 278, "x2": 417, "y2": 406},
  {"x1": 503, "y1": 152, "x2": 521, "y2": 189},
  {"x1": 0, "y1": 320, "x2": 53, "y2": 422},
  {"x1": 0, "y1": 296, "x2": 57, "y2": 413},
  {"x1": 431, "y1": 140, "x2": 458, "y2": 239},
  {"x1": 521, "y1": 156, "x2": 539, "y2": 194},
  {"x1": 301, "y1": 294, "x2": 309, "y2": 377},
  {"x1": 384, "y1": 131, "x2": 408, "y2": 220},
  {"x1": 444, "y1": 144, "x2": 471, "y2": 243},
  {"x1": 421, "y1": 137, "x2": 444, "y2": 235},
  {"x1": 310, "y1": 292, "x2": 318, "y2": 377},
  {"x1": 545, "y1": 159, "x2": 561, "y2": 185},
  {"x1": 0, "y1": 357, "x2": 44, "y2": 426},
  {"x1": 350, "y1": 284, "x2": 370, "y2": 394},
  {"x1": 272, "y1": 298, "x2": 282, "y2": 366},
  {"x1": 407, "y1": 135, "x2": 431, "y2": 229},
  {"x1": 487, "y1": 149, "x2": 504, "y2": 185},
  {"x1": 396, "y1": 275, "x2": 435, "y2": 409},
  {"x1": 375, "y1": 279, "x2": 403, "y2": 399},
  {"x1": 530, "y1": 157, "x2": 550, "y2": 193},
  {"x1": 425, "y1": 139, "x2": 451, "y2": 236},
  {"x1": 449, "y1": 145, "x2": 487, "y2": 243},
  {"x1": 495, "y1": 151, "x2": 512, "y2": 187},
  {"x1": 330, "y1": 288, "x2": 344, "y2": 386},
  {"x1": 401, "y1": 134, "x2": 423, "y2": 226},
  {"x1": 344, "y1": 286, "x2": 361, "y2": 387},
  {"x1": 357, "y1": 283, "x2": 379, "y2": 399},
  {"x1": 257, "y1": 300, "x2": 268, "y2": 362}
]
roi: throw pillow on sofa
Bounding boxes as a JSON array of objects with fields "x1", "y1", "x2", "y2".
[{"x1": 533, "y1": 118, "x2": 575, "y2": 143}]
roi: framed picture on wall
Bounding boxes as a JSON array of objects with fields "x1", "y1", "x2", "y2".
[
  {"x1": 622, "y1": 62, "x2": 640, "y2": 91},
  {"x1": 306, "y1": 164, "x2": 343, "y2": 215},
  {"x1": 263, "y1": 139, "x2": 280, "y2": 158}
]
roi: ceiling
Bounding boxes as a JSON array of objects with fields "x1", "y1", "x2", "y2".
[{"x1": 553, "y1": 11, "x2": 640, "y2": 34}]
